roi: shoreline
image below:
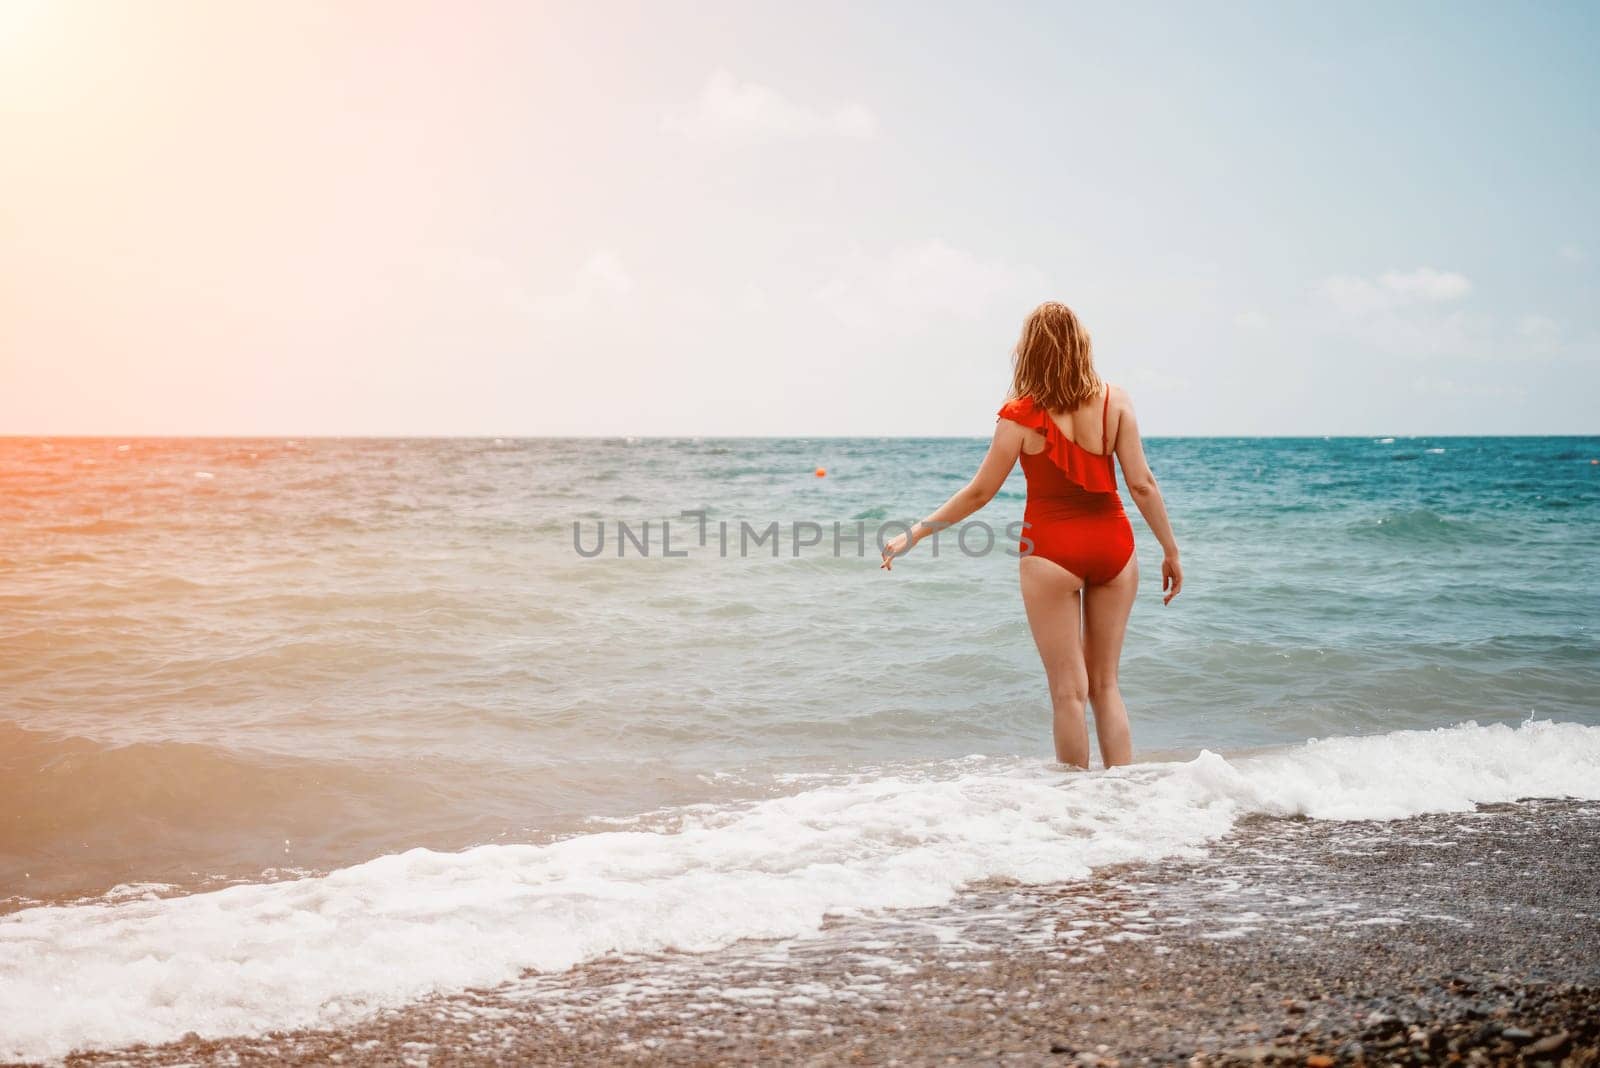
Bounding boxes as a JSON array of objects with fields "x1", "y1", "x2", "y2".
[{"x1": 38, "y1": 798, "x2": 1599, "y2": 1067}]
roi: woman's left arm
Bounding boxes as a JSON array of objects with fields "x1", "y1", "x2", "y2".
[{"x1": 880, "y1": 419, "x2": 1026, "y2": 570}]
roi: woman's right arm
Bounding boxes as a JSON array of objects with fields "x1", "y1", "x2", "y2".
[
  {"x1": 1112, "y1": 390, "x2": 1184, "y2": 604},
  {"x1": 879, "y1": 417, "x2": 1027, "y2": 570}
]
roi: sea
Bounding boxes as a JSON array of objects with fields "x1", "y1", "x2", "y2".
[{"x1": 1, "y1": 435, "x2": 1597, "y2": 1062}]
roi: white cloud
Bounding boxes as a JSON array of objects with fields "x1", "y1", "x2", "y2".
[
  {"x1": 1313, "y1": 266, "x2": 1483, "y2": 360},
  {"x1": 1411, "y1": 375, "x2": 1524, "y2": 399},
  {"x1": 1515, "y1": 314, "x2": 1566, "y2": 359},
  {"x1": 1319, "y1": 266, "x2": 1472, "y2": 316},
  {"x1": 1128, "y1": 366, "x2": 1189, "y2": 392},
  {"x1": 1313, "y1": 272, "x2": 1584, "y2": 365},
  {"x1": 1558, "y1": 244, "x2": 1586, "y2": 264},
  {"x1": 1378, "y1": 267, "x2": 1471, "y2": 301},
  {"x1": 529, "y1": 251, "x2": 634, "y2": 323},
  {"x1": 420, "y1": 248, "x2": 633, "y2": 327},
  {"x1": 812, "y1": 239, "x2": 1043, "y2": 330},
  {"x1": 1233, "y1": 310, "x2": 1267, "y2": 331},
  {"x1": 1318, "y1": 275, "x2": 1387, "y2": 316},
  {"x1": 1518, "y1": 314, "x2": 1560, "y2": 340},
  {"x1": 663, "y1": 70, "x2": 877, "y2": 141}
]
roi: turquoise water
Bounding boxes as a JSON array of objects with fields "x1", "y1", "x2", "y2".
[{"x1": 1, "y1": 435, "x2": 1597, "y2": 903}]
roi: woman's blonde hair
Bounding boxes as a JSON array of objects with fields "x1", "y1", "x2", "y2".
[{"x1": 1009, "y1": 301, "x2": 1101, "y2": 412}]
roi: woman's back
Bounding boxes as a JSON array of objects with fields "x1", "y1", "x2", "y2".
[
  {"x1": 1021, "y1": 384, "x2": 1117, "y2": 458},
  {"x1": 999, "y1": 387, "x2": 1119, "y2": 506}
]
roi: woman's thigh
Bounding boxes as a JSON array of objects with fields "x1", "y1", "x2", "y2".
[
  {"x1": 1018, "y1": 555, "x2": 1087, "y2": 691},
  {"x1": 1082, "y1": 553, "x2": 1138, "y2": 689}
]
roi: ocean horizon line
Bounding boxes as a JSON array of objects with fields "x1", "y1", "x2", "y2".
[{"x1": 5, "y1": 432, "x2": 1598, "y2": 442}]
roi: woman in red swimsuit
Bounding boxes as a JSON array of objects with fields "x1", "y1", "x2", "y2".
[{"x1": 880, "y1": 301, "x2": 1183, "y2": 769}]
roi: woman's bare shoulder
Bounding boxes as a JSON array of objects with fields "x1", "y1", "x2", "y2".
[{"x1": 1107, "y1": 381, "x2": 1136, "y2": 414}]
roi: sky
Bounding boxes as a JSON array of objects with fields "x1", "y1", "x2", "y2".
[{"x1": 2, "y1": 0, "x2": 1597, "y2": 436}]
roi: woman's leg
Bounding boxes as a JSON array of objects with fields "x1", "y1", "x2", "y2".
[
  {"x1": 1018, "y1": 556, "x2": 1090, "y2": 767},
  {"x1": 1083, "y1": 553, "x2": 1139, "y2": 767}
]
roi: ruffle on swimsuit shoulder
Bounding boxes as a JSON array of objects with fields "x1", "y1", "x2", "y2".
[{"x1": 997, "y1": 395, "x2": 1118, "y2": 493}]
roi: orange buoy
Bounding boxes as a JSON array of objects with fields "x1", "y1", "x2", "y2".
[{"x1": 815, "y1": 467, "x2": 827, "y2": 478}]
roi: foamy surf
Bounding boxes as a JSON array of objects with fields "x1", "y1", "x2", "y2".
[{"x1": 3, "y1": 719, "x2": 1597, "y2": 1064}]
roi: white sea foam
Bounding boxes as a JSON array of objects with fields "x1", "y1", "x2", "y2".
[{"x1": 2, "y1": 719, "x2": 1597, "y2": 1063}]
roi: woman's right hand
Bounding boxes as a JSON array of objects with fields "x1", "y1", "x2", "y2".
[
  {"x1": 1161, "y1": 553, "x2": 1183, "y2": 605},
  {"x1": 880, "y1": 530, "x2": 911, "y2": 570}
]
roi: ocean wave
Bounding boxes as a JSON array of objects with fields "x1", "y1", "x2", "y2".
[
  {"x1": 1349, "y1": 508, "x2": 1494, "y2": 543},
  {"x1": 2, "y1": 719, "x2": 1596, "y2": 1063},
  {"x1": 0, "y1": 722, "x2": 465, "y2": 906},
  {"x1": 41, "y1": 519, "x2": 142, "y2": 536}
]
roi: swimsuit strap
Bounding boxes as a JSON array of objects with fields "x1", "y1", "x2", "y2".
[{"x1": 1100, "y1": 383, "x2": 1111, "y2": 454}]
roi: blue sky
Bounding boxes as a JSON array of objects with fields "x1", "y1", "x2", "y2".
[{"x1": 2, "y1": 0, "x2": 1596, "y2": 434}]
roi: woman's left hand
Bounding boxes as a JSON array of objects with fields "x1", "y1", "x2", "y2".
[{"x1": 1161, "y1": 552, "x2": 1183, "y2": 605}]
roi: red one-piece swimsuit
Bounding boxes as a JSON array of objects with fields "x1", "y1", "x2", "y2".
[{"x1": 997, "y1": 387, "x2": 1135, "y2": 585}]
